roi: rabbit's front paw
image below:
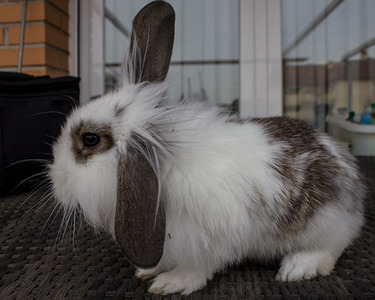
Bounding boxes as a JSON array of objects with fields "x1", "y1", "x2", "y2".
[
  {"x1": 276, "y1": 250, "x2": 336, "y2": 282},
  {"x1": 135, "y1": 266, "x2": 163, "y2": 280},
  {"x1": 148, "y1": 268, "x2": 207, "y2": 295}
]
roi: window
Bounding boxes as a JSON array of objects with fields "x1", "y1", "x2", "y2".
[
  {"x1": 77, "y1": 0, "x2": 283, "y2": 116},
  {"x1": 104, "y1": 0, "x2": 239, "y2": 112},
  {"x1": 282, "y1": 0, "x2": 375, "y2": 131}
]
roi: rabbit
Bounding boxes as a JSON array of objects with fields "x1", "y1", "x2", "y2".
[{"x1": 48, "y1": 1, "x2": 365, "y2": 296}]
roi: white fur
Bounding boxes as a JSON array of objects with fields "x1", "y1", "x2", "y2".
[
  {"x1": 50, "y1": 82, "x2": 364, "y2": 295},
  {"x1": 276, "y1": 250, "x2": 335, "y2": 281}
]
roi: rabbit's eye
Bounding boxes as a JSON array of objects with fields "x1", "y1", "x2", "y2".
[{"x1": 83, "y1": 133, "x2": 100, "y2": 148}]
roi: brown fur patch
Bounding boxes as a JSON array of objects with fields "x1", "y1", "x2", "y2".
[
  {"x1": 254, "y1": 118, "x2": 346, "y2": 237},
  {"x1": 231, "y1": 116, "x2": 349, "y2": 238},
  {"x1": 71, "y1": 120, "x2": 114, "y2": 164}
]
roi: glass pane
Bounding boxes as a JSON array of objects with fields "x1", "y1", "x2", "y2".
[
  {"x1": 104, "y1": 0, "x2": 239, "y2": 111},
  {"x1": 282, "y1": 0, "x2": 375, "y2": 131}
]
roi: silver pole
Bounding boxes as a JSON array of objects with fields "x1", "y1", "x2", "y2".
[{"x1": 17, "y1": 0, "x2": 28, "y2": 73}]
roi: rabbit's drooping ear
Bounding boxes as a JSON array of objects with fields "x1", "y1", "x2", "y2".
[
  {"x1": 115, "y1": 141, "x2": 165, "y2": 268},
  {"x1": 115, "y1": 1, "x2": 174, "y2": 268},
  {"x1": 129, "y1": 0, "x2": 175, "y2": 83}
]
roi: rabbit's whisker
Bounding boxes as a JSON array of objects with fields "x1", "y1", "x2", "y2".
[
  {"x1": 56, "y1": 206, "x2": 69, "y2": 247},
  {"x1": 35, "y1": 189, "x2": 54, "y2": 213},
  {"x1": 61, "y1": 207, "x2": 74, "y2": 245},
  {"x1": 40, "y1": 199, "x2": 59, "y2": 237},
  {"x1": 18, "y1": 182, "x2": 50, "y2": 215},
  {"x1": 27, "y1": 110, "x2": 69, "y2": 118}
]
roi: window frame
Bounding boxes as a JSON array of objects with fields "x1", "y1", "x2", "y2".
[{"x1": 72, "y1": 0, "x2": 283, "y2": 113}]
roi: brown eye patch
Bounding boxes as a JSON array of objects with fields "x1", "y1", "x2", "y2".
[{"x1": 71, "y1": 121, "x2": 115, "y2": 164}]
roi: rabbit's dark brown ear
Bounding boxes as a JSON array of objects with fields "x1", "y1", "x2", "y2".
[
  {"x1": 115, "y1": 0, "x2": 173, "y2": 268},
  {"x1": 115, "y1": 142, "x2": 165, "y2": 268},
  {"x1": 130, "y1": 1, "x2": 175, "y2": 83}
]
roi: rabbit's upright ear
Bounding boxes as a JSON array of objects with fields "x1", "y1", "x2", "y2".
[
  {"x1": 115, "y1": 140, "x2": 165, "y2": 268},
  {"x1": 129, "y1": 0, "x2": 175, "y2": 83}
]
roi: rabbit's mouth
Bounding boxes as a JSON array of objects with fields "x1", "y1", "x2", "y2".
[
  {"x1": 52, "y1": 184, "x2": 116, "y2": 236},
  {"x1": 48, "y1": 147, "x2": 118, "y2": 234}
]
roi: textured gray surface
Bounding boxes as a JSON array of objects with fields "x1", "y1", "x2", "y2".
[{"x1": 1, "y1": 157, "x2": 374, "y2": 299}]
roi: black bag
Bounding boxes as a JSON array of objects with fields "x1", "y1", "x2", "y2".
[{"x1": 0, "y1": 72, "x2": 80, "y2": 195}]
